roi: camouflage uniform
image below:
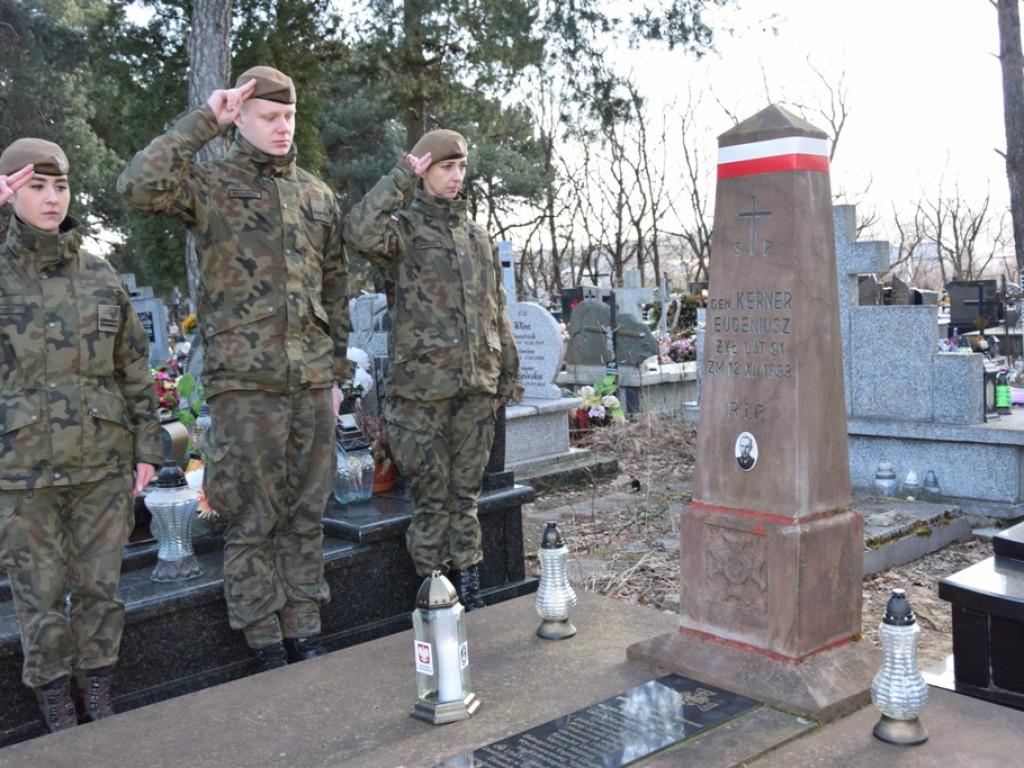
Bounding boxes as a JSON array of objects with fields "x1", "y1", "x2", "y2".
[
  {"x1": 118, "y1": 106, "x2": 352, "y2": 649},
  {"x1": 0, "y1": 214, "x2": 163, "y2": 688},
  {"x1": 345, "y1": 162, "x2": 521, "y2": 577}
]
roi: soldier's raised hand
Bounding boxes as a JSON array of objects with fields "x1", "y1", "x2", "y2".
[
  {"x1": 206, "y1": 78, "x2": 258, "y2": 126},
  {"x1": 405, "y1": 152, "x2": 433, "y2": 177},
  {"x1": 0, "y1": 163, "x2": 34, "y2": 206}
]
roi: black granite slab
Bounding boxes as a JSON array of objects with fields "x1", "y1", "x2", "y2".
[
  {"x1": 993, "y1": 520, "x2": 1024, "y2": 560},
  {"x1": 938, "y1": 557, "x2": 1024, "y2": 622},
  {"x1": 939, "y1": 532, "x2": 1024, "y2": 710},
  {"x1": 434, "y1": 674, "x2": 760, "y2": 768}
]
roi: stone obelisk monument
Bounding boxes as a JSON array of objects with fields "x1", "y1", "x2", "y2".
[{"x1": 629, "y1": 105, "x2": 876, "y2": 720}]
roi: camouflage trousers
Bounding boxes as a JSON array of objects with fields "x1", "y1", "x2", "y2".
[
  {"x1": 0, "y1": 475, "x2": 135, "y2": 688},
  {"x1": 386, "y1": 394, "x2": 496, "y2": 577},
  {"x1": 204, "y1": 389, "x2": 334, "y2": 649}
]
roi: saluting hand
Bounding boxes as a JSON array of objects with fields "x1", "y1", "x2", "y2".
[
  {"x1": 405, "y1": 152, "x2": 433, "y2": 177},
  {"x1": 206, "y1": 78, "x2": 258, "y2": 126},
  {"x1": 0, "y1": 163, "x2": 34, "y2": 206}
]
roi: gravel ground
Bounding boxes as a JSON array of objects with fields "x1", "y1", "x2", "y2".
[{"x1": 522, "y1": 414, "x2": 995, "y2": 669}]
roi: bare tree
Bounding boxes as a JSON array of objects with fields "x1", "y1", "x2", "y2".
[
  {"x1": 184, "y1": 0, "x2": 233, "y2": 304},
  {"x1": 913, "y1": 185, "x2": 1004, "y2": 283},
  {"x1": 993, "y1": 0, "x2": 1024, "y2": 280}
]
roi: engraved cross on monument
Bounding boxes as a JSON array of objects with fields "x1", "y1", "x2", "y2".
[
  {"x1": 736, "y1": 195, "x2": 772, "y2": 258},
  {"x1": 629, "y1": 105, "x2": 875, "y2": 721}
]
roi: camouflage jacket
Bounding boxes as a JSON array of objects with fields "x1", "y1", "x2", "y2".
[
  {"x1": 117, "y1": 106, "x2": 352, "y2": 398},
  {"x1": 0, "y1": 215, "x2": 163, "y2": 490},
  {"x1": 345, "y1": 163, "x2": 521, "y2": 402}
]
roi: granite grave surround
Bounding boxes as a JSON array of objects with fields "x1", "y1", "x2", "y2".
[
  {"x1": 936, "y1": 519, "x2": 1024, "y2": 711},
  {"x1": 0, "y1": 479, "x2": 536, "y2": 747},
  {"x1": 558, "y1": 360, "x2": 697, "y2": 416}
]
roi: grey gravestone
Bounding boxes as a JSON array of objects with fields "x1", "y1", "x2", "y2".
[
  {"x1": 890, "y1": 275, "x2": 912, "y2": 305},
  {"x1": 614, "y1": 269, "x2": 654, "y2": 321},
  {"x1": 498, "y1": 241, "x2": 517, "y2": 307},
  {"x1": 123, "y1": 273, "x2": 169, "y2": 366},
  {"x1": 348, "y1": 293, "x2": 391, "y2": 402},
  {"x1": 564, "y1": 299, "x2": 658, "y2": 367},
  {"x1": 858, "y1": 274, "x2": 881, "y2": 306},
  {"x1": 508, "y1": 301, "x2": 564, "y2": 398}
]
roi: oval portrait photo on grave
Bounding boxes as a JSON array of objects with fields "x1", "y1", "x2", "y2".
[{"x1": 735, "y1": 432, "x2": 758, "y2": 471}]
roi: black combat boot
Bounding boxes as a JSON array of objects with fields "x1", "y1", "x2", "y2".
[
  {"x1": 455, "y1": 565, "x2": 486, "y2": 611},
  {"x1": 73, "y1": 665, "x2": 116, "y2": 723},
  {"x1": 251, "y1": 642, "x2": 288, "y2": 672},
  {"x1": 283, "y1": 636, "x2": 327, "y2": 663},
  {"x1": 34, "y1": 676, "x2": 78, "y2": 733}
]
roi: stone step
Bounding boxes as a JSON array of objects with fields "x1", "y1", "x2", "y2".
[
  {"x1": 512, "y1": 450, "x2": 619, "y2": 493},
  {"x1": 860, "y1": 498, "x2": 974, "y2": 575}
]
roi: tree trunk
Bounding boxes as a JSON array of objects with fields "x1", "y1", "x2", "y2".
[
  {"x1": 185, "y1": 0, "x2": 233, "y2": 305},
  {"x1": 997, "y1": 0, "x2": 1024, "y2": 281}
]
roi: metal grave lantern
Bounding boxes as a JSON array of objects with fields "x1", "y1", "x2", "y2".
[
  {"x1": 411, "y1": 571, "x2": 479, "y2": 724},
  {"x1": 535, "y1": 522, "x2": 577, "y2": 640},
  {"x1": 144, "y1": 460, "x2": 204, "y2": 583},
  {"x1": 870, "y1": 588, "x2": 929, "y2": 745}
]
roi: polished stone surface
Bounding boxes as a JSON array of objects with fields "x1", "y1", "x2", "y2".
[
  {"x1": 437, "y1": 674, "x2": 760, "y2": 768},
  {"x1": 939, "y1": 527, "x2": 1024, "y2": 707}
]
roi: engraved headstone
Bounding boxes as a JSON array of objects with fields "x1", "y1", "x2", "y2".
[
  {"x1": 630, "y1": 105, "x2": 874, "y2": 721},
  {"x1": 122, "y1": 273, "x2": 169, "y2": 366},
  {"x1": 509, "y1": 302, "x2": 564, "y2": 399}
]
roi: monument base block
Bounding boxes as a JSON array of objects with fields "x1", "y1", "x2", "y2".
[
  {"x1": 626, "y1": 629, "x2": 877, "y2": 722},
  {"x1": 678, "y1": 504, "x2": 864, "y2": 658}
]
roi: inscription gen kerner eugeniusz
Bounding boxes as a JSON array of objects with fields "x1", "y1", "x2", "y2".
[{"x1": 706, "y1": 290, "x2": 793, "y2": 380}]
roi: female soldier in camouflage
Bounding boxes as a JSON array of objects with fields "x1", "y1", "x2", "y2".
[
  {"x1": 0, "y1": 140, "x2": 163, "y2": 732},
  {"x1": 345, "y1": 130, "x2": 522, "y2": 609}
]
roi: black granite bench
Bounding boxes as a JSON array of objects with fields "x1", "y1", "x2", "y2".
[
  {"x1": 0, "y1": 478, "x2": 536, "y2": 746},
  {"x1": 938, "y1": 520, "x2": 1024, "y2": 710}
]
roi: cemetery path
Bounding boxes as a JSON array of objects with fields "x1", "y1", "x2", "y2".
[{"x1": 520, "y1": 415, "x2": 992, "y2": 670}]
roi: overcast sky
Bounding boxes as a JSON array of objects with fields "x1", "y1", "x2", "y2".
[{"x1": 617, "y1": 0, "x2": 1007, "y2": 239}]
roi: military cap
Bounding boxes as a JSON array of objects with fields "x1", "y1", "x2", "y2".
[
  {"x1": 410, "y1": 129, "x2": 469, "y2": 165},
  {"x1": 0, "y1": 138, "x2": 69, "y2": 177},
  {"x1": 235, "y1": 65, "x2": 296, "y2": 104}
]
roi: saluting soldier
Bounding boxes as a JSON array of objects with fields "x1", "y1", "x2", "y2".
[
  {"x1": 345, "y1": 129, "x2": 522, "y2": 609},
  {"x1": 0, "y1": 139, "x2": 162, "y2": 732},
  {"x1": 118, "y1": 67, "x2": 352, "y2": 670}
]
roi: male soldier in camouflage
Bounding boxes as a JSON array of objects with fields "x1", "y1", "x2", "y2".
[
  {"x1": 345, "y1": 129, "x2": 522, "y2": 609},
  {"x1": 0, "y1": 139, "x2": 162, "y2": 732},
  {"x1": 118, "y1": 67, "x2": 352, "y2": 669}
]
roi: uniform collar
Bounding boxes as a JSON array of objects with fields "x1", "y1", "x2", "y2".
[
  {"x1": 229, "y1": 133, "x2": 298, "y2": 178},
  {"x1": 5, "y1": 214, "x2": 83, "y2": 271},
  {"x1": 411, "y1": 186, "x2": 468, "y2": 220}
]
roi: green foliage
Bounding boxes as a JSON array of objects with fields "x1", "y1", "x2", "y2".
[{"x1": 171, "y1": 372, "x2": 204, "y2": 428}]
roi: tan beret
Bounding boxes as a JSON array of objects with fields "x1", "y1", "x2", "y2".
[
  {"x1": 410, "y1": 129, "x2": 468, "y2": 165},
  {"x1": 0, "y1": 138, "x2": 69, "y2": 177},
  {"x1": 235, "y1": 65, "x2": 295, "y2": 104}
]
